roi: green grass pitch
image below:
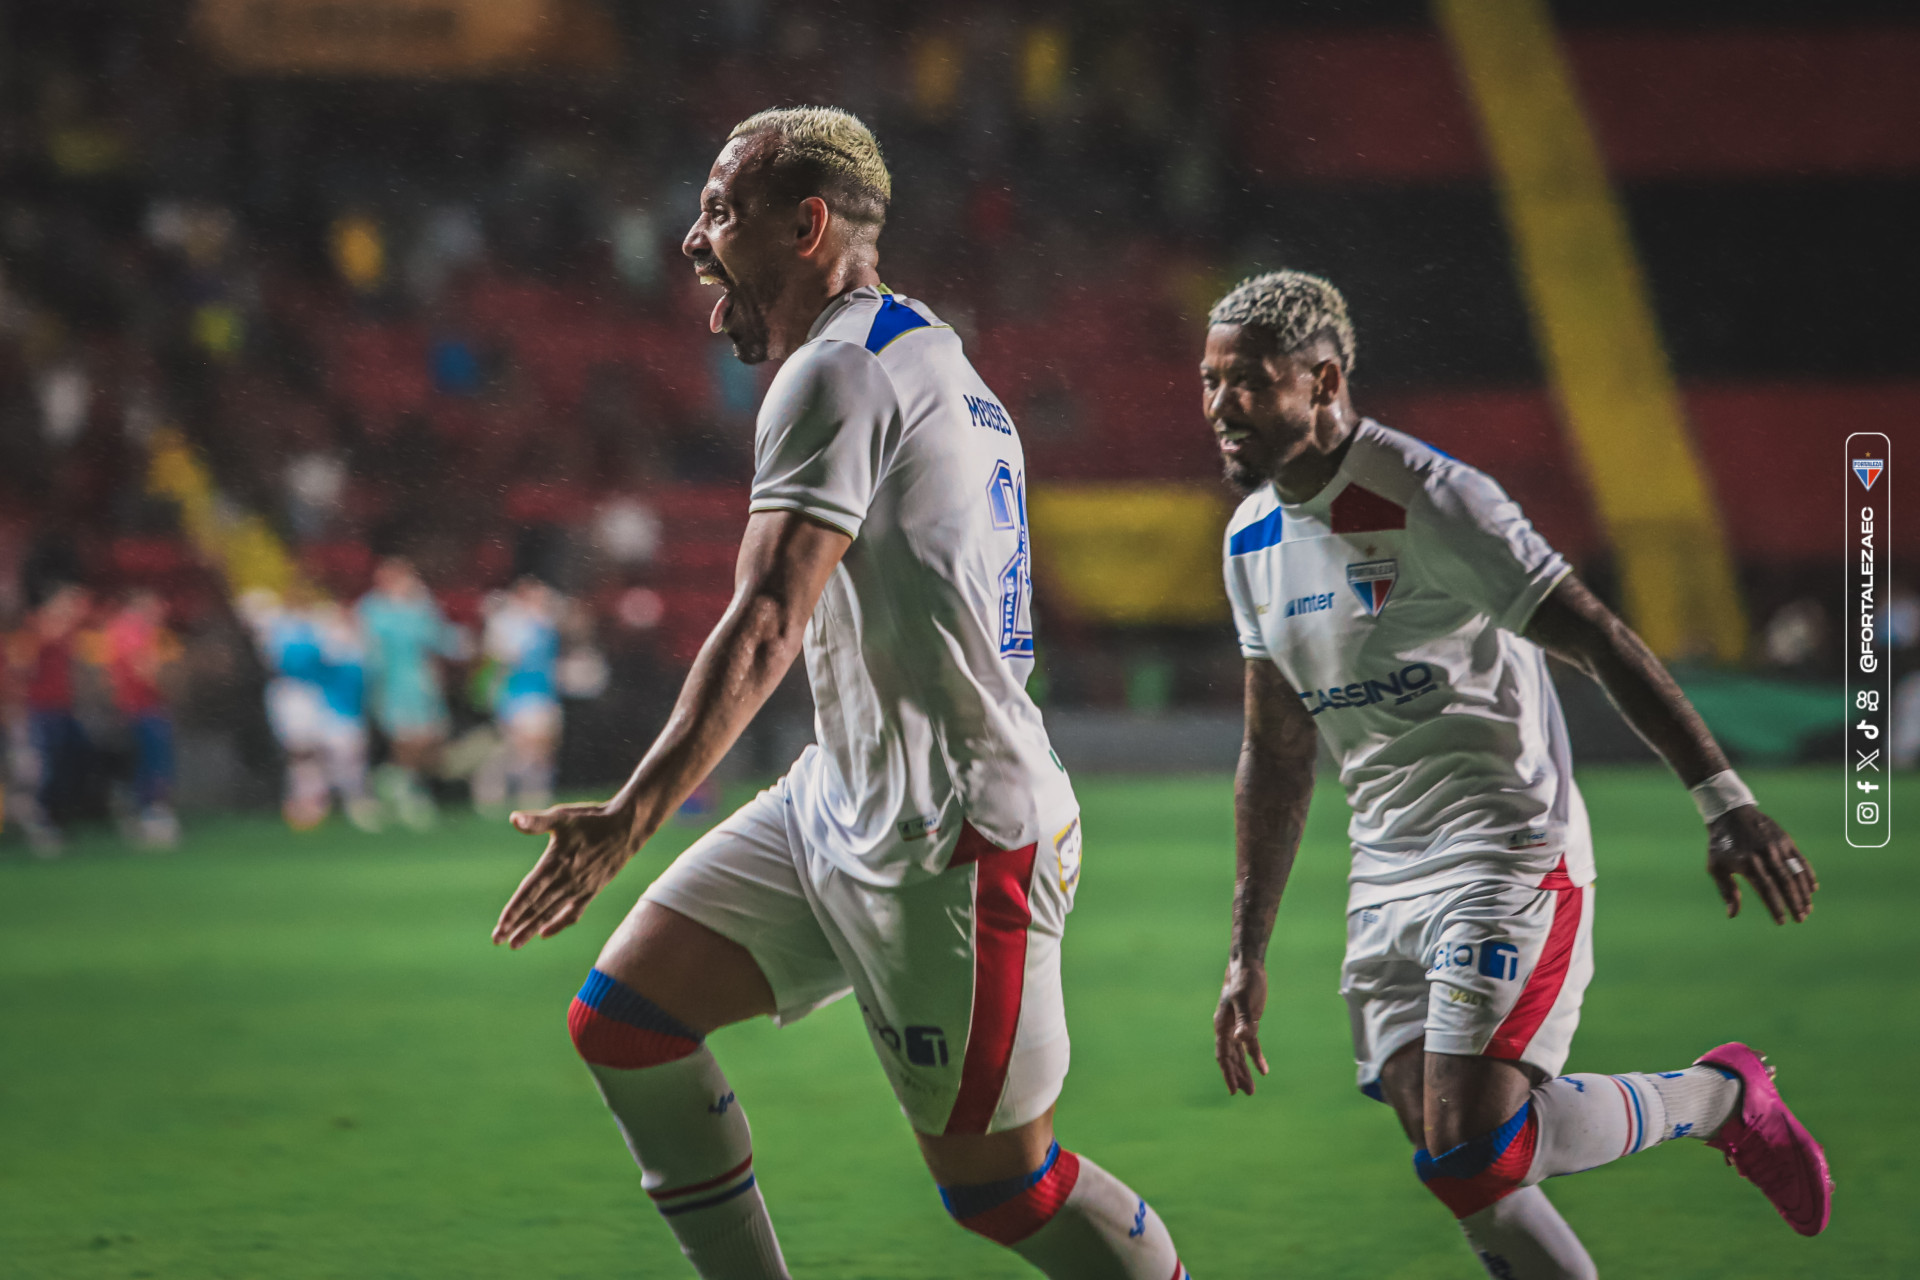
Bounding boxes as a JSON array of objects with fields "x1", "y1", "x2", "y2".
[{"x1": 2, "y1": 767, "x2": 1913, "y2": 1278}]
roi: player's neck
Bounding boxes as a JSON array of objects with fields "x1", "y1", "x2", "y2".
[
  {"x1": 768, "y1": 259, "x2": 882, "y2": 358},
  {"x1": 1270, "y1": 411, "x2": 1358, "y2": 505}
]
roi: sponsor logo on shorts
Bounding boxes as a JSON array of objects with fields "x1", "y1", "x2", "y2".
[
  {"x1": 897, "y1": 813, "x2": 940, "y2": 842},
  {"x1": 1427, "y1": 939, "x2": 1522, "y2": 981},
  {"x1": 1300, "y1": 662, "x2": 1440, "y2": 716},
  {"x1": 861, "y1": 1002, "x2": 951, "y2": 1073},
  {"x1": 1507, "y1": 827, "x2": 1550, "y2": 850},
  {"x1": 1055, "y1": 817, "x2": 1083, "y2": 892},
  {"x1": 1444, "y1": 987, "x2": 1489, "y2": 1007}
]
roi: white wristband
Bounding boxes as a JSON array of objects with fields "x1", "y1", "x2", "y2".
[{"x1": 1690, "y1": 770, "x2": 1755, "y2": 823}]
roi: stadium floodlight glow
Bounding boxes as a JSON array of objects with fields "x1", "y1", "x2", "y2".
[{"x1": 1846, "y1": 432, "x2": 1891, "y2": 849}]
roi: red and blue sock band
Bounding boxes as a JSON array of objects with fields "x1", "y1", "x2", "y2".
[
  {"x1": 649, "y1": 1154, "x2": 758, "y2": 1218},
  {"x1": 939, "y1": 1141, "x2": 1082, "y2": 1245},
  {"x1": 1413, "y1": 1103, "x2": 1539, "y2": 1218},
  {"x1": 567, "y1": 968, "x2": 703, "y2": 1068}
]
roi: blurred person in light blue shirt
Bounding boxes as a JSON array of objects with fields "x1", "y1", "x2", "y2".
[
  {"x1": 473, "y1": 576, "x2": 563, "y2": 812},
  {"x1": 241, "y1": 583, "x2": 379, "y2": 833},
  {"x1": 358, "y1": 557, "x2": 465, "y2": 829}
]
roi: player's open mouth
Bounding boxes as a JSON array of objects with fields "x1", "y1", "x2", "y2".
[
  {"x1": 699, "y1": 271, "x2": 734, "y2": 334},
  {"x1": 1216, "y1": 426, "x2": 1255, "y2": 456}
]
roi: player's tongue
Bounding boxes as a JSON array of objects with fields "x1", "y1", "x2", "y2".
[{"x1": 710, "y1": 287, "x2": 732, "y2": 335}]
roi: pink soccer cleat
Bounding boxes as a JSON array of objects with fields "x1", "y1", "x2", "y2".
[{"x1": 1696, "y1": 1042, "x2": 1833, "y2": 1236}]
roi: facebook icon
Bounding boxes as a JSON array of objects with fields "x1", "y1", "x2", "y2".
[{"x1": 1478, "y1": 941, "x2": 1521, "y2": 981}]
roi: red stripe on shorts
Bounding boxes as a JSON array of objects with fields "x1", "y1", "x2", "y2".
[
  {"x1": 945, "y1": 823, "x2": 1039, "y2": 1135},
  {"x1": 1485, "y1": 860, "x2": 1583, "y2": 1061}
]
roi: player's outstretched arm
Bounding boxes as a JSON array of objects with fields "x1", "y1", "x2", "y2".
[
  {"x1": 1523, "y1": 573, "x2": 1817, "y2": 925},
  {"x1": 492, "y1": 511, "x2": 851, "y2": 948},
  {"x1": 1216, "y1": 657, "x2": 1319, "y2": 1096}
]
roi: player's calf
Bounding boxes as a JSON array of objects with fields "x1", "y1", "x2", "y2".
[
  {"x1": 570, "y1": 968, "x2": 790, "y2": 1279},
  {"x1": 939, "y1": 1141, "x2": 1188, "y2": 1279}
]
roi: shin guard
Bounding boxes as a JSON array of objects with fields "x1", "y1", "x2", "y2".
[{"x1": 1416, "y1": 1104, "x2": 1540, "y2": 1219}]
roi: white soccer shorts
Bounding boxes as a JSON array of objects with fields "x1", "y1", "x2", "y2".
[
  {"x1": 641, "y1": 777, "x2": 1083, "y2": 1136},
  {"x1": 1341, "y1": 868, "x2": 1595, "y2": 1098}
]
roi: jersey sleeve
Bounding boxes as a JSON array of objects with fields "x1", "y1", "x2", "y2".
[
  {"x1": 1417, "y1": 464, "x2": 1572, "y2": 634},
  {"x1": 1222, "y1": 530, "x2": 1270, "y2": 660},
  {"x1": 749, "y1": 339, "x2": 900, "y2": 540}
]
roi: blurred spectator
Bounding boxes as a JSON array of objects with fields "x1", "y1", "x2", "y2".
[
  {"x1": 358, "y1": 557, "x2": 466, "y2": 829},
  {"x1": 100, "y1": 589, "x2": 183, "y2": 848},
  {"x1": 6, "y1": 585, "x2": 93, "y2": 855},
  {"x1": 473, "y1": 576, "x2": 563, "y2": 813}
]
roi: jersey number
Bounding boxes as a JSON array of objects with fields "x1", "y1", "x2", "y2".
[{"x1": 986, "y1": 460, "x2": 1034, "y2": 659}]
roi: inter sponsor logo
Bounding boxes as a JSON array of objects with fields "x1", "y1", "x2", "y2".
[
  {"x1": 1283, "y1": 591, "x2": 1336, "y2": 618},
  {"x1": 1298, "y1": 661, "x2": 1438, "y2": 715},
  {"x1": 963, "y1": 393, "x2": 1015, "y2": 435}
]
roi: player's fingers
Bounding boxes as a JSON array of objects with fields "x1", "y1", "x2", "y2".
[
  {"x1": 1743, "y1": 856, "x2": 1790, "y2": 925},
  {"x1": 1710, "y1": 866, "x2": 1739, "y2": 918},
  {"x1": 510, "y1": 808, "x2": 556, "y2": 834},
  {"x1": 1779, "y1": 840, "x2": 1818, "y2": 908},
  {"x1": 1242, "y1": 1026, "x2": 1270, "y2": 1077},
  {"x1": 493, "y1": 849, "x2": 560, "y2": 935},
  {"x1": 536, "y1": 896, "x2": 588, "y2": 939},
  {"x1": 1769, "y1": 845, "x2": 1810, "y2": 920},
  {"x1": 494, "y1": 851, "x2": 575, "y2": 944}
]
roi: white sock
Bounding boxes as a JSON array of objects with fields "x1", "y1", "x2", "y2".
[
  {"x1": 589, "y1": 1048, "x2": 790, "y2": 1279},
  {"x1": 1460, "y1": 1186, "x2": 1595, "y2": 1279},
  {"x1": 1644, "y1": 1066, "x2": 1741, "y2": 1142},
  {"x1": 1011, "y1": 1155, "x2": 1185, "y2": 1280},
  {"x1": 1527, "y1": 1066, "x2": 1740, "y2": 1182}
]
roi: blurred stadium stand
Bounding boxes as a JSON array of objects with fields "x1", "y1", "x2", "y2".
[{"x1": 0, "y1": 0, "x2": 1913, "y2": 803}]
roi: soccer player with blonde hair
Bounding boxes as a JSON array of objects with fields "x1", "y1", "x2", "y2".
[
  {"x1": 492, "y1": 107, "x2": 1188, "y2": 1279},
  {"x1": 1203, "y1": 269, "x2": 1831, "y2": 1276}
]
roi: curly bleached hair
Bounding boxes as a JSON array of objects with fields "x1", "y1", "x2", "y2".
[
  {"x1": 1207, "y1": 270, "x2": 1357, "y2": 374},
  {"x1": 728, "y1": 106, "x2": 891, "y2": 228}
]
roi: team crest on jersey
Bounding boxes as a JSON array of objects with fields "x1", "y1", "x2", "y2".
[
  {"x1": 1346, "y1": 559, "x2": 1398, "y2": 615},
  {"x1": 1853, "y1": 456, "x2": 1884, "y2": 490}
]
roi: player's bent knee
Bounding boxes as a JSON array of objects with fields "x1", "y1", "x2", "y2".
[
  {"x1": 567, "y1": 968, "x2": 704, "y2": 1068},
  {"x1": 940, "y1": 1141, "x2": 1081, "y2": 1245},
  {"x1": 1414, "y1": 1103, "x2": 1538, "y2": 1219}
]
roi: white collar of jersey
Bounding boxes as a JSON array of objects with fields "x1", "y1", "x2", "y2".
[{"x1": 807, "y1": 285, "x2": 883, "y2": 343}]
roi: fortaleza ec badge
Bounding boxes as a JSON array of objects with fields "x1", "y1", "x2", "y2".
[
  {"x1": 1853, "y1": 455, "x2": 1884, "y2": 490},
  {"x1": 1346, "y1": 559, "x2": 1398, "y2": 616}
]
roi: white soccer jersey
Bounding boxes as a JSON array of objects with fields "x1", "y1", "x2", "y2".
[
  {"x1": 748, "y1": 284, "x2": 1076, "y2": 887},
  {"x1": 1224, "y1": 419, "x2": 1595, "y2": 910}
]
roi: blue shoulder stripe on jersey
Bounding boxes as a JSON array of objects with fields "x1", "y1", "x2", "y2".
[
  {"x1": 1228, "y1": 507, "x2": 1286, "y2": 556},
  {"x1": 865, "y1": 295, "x2": 931, "y2": 354}
]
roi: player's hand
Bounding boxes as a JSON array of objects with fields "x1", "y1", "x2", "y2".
[
  {"x1": 1708, "y1": 805, "x2": 1817, "y2": 925},
  {"x1": 1214, "y1": 958, "x2": 1270, "y2": 1096},
  {"x1": 492, "y1": 801, "x2": 643, "y2": 948}
]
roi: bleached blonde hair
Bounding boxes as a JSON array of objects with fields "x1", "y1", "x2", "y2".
[
  {"x1": 727, "y1": 106, "x2": 891, "y2": 227},
  {"x1": 1208, "y1": 270, "x2": 1357, "y2": 373}
]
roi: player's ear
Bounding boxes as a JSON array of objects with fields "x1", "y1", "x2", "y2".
[
  {"x1": 795, "y1": 196, "x2": 831, "y2": 257},
  {"x1": 1311, "y1": 358, "x2": 1344, "y2": 406}
]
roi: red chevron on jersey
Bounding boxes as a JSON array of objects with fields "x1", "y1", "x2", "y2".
[{"x1": 1329, "y1": 482, "x2": 1407, "y2": 534}]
